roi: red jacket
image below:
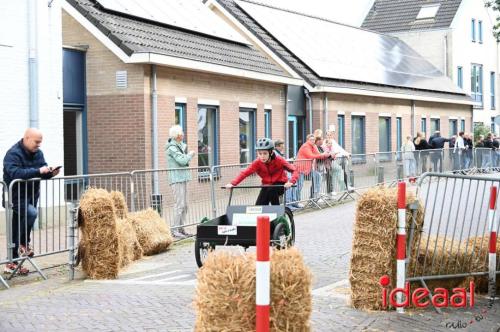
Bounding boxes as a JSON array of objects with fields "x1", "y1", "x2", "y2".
[
  {"x1": 295, "y1": 142, "x2": 328, "y2": 175},
  {"x1": 231, "y1": 155, "x2": 298, "y2": 186}
]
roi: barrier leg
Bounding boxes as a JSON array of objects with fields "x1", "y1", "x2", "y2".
[{"x1": 256, "y1": 216, "x2": 270, "y2": 332}]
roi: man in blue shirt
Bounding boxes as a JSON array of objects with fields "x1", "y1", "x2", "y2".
[{"x1": 3, "y1": 128, "x2": 60, "y2": 274}]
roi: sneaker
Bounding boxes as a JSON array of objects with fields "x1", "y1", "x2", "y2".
[
  {"x1": 295, "y1": 203, "x2": 304, "y2": 208},
  {"x1": 347, "y1": 186, "x2": 355, "y2": 192},
  {"x1": 329, "y1": 192, "x2": 337, "y2": 197},
  {"x1": 172, "y1": 231, "x2": 186, "y2": 239},
  {"x1": 179, "y1": 229, "x2": 193, "y2": 237},
  {"x1": 3, "y1": 263, "x2": 29, "y2": 275},
  {"x1": 19, "y1": 245, "x2": 34, "y2": 258}
]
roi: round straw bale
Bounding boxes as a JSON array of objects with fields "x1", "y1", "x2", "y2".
[
  {"x1": 194, "y1": 248, "x2": 312, "y2": 332},
  {"x1": 79, "y1": 188, "x2": 121, "y2": 279},
  {"x1": 349, "y1": 187, "x2": 424, "y2": 310},
  {"x1": 128, "y1": 208, "x2": 173, "y2": 255},
  {"x1": 116, "y1": 218, "x2": 143, "y2": 267},
  {"x1": 110, "y1": 191, "x2": 128, "y2": 219}
]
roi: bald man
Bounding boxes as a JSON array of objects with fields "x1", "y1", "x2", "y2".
[{"x1": 3, "y1": 128, "x2": 60, "y2": 274}]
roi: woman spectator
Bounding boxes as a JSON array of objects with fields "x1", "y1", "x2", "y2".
[
  {"x1": 401, "y1": 135, "x2": 416, "y2": 177},
  {"x1": 166, "y1": 125, "x2": 195, "y2": 238},
  {"x1": 413, "y1": 132, "x2": 432, "y2": 174}
]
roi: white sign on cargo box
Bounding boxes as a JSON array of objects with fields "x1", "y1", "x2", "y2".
[{"x1": 217, "y1": 225, "x2": 237, "y2": 236}]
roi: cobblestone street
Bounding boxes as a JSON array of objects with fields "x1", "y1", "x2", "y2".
[{"x1": 0, "y1": 201, "x2": 499, "y2": 331}]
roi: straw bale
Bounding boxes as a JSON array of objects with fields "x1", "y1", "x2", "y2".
[
  {"x1": 116, "y1": 218, "x2": 143, "y2": 267},
  {"x1": 195, "y1": 248, "x2": 312, "y2": 332},
  {"x1": 78, "y1": 188, "x2": 121, "y2": 279},
  {"x1": 128, "y1": 208, "x2": 173, "y2": 255},
  {"x1": 409, "y1": 236, "x2": 469, "y2": 291},
  {"x1": 110, "y1": 191, "x2": 128, "y2": 219},
  {"x1": 349, "y1": 187, "x2": 424, "y2": 310},
  {"x1": 463, "y1": 236, "x2": 500, "y2": 292}
]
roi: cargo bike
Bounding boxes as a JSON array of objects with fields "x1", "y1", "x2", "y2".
[{"x1": 194, "y1": 185, "x2": 295, "y2": 267}]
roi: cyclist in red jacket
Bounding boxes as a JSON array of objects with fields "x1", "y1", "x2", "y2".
[{"x1": 225, "y1": 138, "x2": 298, "y2": 205}]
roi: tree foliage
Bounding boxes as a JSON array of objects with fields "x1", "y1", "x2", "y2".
[{"x1": 485, "y1": 1, "x2": 500, "y2": 41}]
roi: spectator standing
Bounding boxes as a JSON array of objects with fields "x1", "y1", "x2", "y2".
[
  {"x1": 3, "y1": 128, "x2": 60, "y2": 274},
  {"x1": 401, "y1": 135, "x2": 416, "y2": 177}
]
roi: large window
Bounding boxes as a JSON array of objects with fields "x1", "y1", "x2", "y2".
[
  {"x1": 379, "y1": 117, "x2": 391, "y2": 160},
  {"x1": 457, "y1": 66, "x2": 463, "y2": 88},
  {"x1": 239, "y1": 108, "x2": 256, "y2": 164},
  {"x1": 461, "y1": 119, "x2": 466, "y2": 132},
  {"x1": 396, "y1": 117, "x2": 402, "y2": 151},
  {"x1": 337, "y1": 115, "x2": 345, "y2": 148},
  {"x1": 478, "y1": 20, "x2": 483, "y2": 43},
  {"x1": 197, "y1": 106, "x2": 218, "y2": 168},
  {"x1": 421, "y1": 118, "x2": 427, "y2": 134},
  {"x1": 430, "y1": 118, "x2": 440, "y2": 133},
  {"x1": 471, "y1": 63, "x2": 483, "y2": 106},
  {"x1": 352, "y1": 116, "x2": 365, "y2": 159},
  {"x1": 471, "y1": 19, "x2": 476, "y2": 42},
  {"x1": 287, "y1": 116, "x2": 305, "y2": 158},
  {"x1": 449, "y1": 119, "x2": 458, "y2": 136},
  {"x1": 491, "y1": 72, "x2": 496, "y2": 109},
  {"x1": 264, "y1": 109, "x2": 272, "y2": 138},
  {"x1": 175, "y1": 103, "x2": 187, "y2": 135}
]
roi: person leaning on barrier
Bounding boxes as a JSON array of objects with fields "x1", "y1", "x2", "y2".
[
  {"x1": 429, "y1": 131, "x2": 449, "y2": 173},
  {"x1": 166, "y1": 125, "x2": 195, "y2": 239},
  {"x1": 2, "y1": 128, "x2": 60, "y2": 275},
  {"x1": 274, "y1": 138, "x2": 285, "y2": 158},
  {"x1": 413, "y1": 132, "x2": 432, "y2": 174}
]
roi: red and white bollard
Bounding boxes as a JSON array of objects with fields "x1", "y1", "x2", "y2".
[
  {"x1": 396, "y1": 182, "x2": 407, "y2": 313},
  {"x1": 256, "y1": 216, "x2": 270, "y2": 332},
  {"x1": 488, "y1": 186, "x2": 498, "y2": 299}
]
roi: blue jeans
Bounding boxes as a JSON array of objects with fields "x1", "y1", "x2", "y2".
[
  {"x1": 11, "y1": 203, "x2": 37, "y2": 259},
  {"x1": 290, "y1": 173, "x2": 304, "y2": 205},
  {"x1": 311, "y1": 171, "x2": 322, "y2": 199}
]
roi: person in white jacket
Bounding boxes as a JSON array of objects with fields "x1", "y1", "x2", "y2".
[
  {"x1": 453, "y1": 131, "x2": 466, "y2": 171},
  {"x1": 401, "y1": 135, "x2": 416, "y2": 177}
]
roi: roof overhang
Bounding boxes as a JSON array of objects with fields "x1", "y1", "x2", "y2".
[
  {"x1": 62, "y1": 0, "x2": 303, "y2": 86},
  {"x1": 311, "y1": 85, "x2": 476, "y2": 106},
  {"x1": 205, "y1": 0, "x2": 313, "y2": 90}
]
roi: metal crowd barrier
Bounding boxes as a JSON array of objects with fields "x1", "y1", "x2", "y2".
[
  {"x1": 408, "y1": 172, "x2": 500, "y2": 286},
  {"x1": 131, "y1": 167, "x2": 214, "y2": 231},
  {"x1": 1, "y1": 148, "x2": 498, "y2": 286}
]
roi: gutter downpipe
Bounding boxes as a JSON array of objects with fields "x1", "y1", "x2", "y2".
[
  {"x1": 304, "y1": 88, "x2": 313, "y2": 134},
  {"x1": 285, "y1": 86, "x2": 290, "y2": 159},
  {"x1": 323, "y1": 92, "x2": 329, "y2": 134},
  {"x1": 151, "y1": 65, "x2": 159, "y2": 195},
  {"x1": 411, "y1": 100, "x2": 416, "y2": 137},
  {"x1": 28, "y1": 0, "x2": 39, "y2": 128}
]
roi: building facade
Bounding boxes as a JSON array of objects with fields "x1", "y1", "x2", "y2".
[{"x1": 363, "y1": 0, "x2": 500, "y2": 133}]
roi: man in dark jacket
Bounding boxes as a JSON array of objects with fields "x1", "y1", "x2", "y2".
[
  {"x1": 429, "y1": 131, "x2": 449, "y2": 172},
  {"x1": 3, "y1": 128, "x2": 59, "y2": 274}
]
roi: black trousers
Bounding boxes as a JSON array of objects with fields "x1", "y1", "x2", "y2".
[{"x1": 255, "y1": 183, "x2": 285, "y2": 205}]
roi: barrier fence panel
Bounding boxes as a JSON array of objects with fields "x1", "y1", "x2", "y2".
[
  {"x1": 1, "y1": 181, "x2": 8, "y2": 265},
  {"x1": 408, "y1": 173, "x2": 500, "y2": 284},
  {"x1": 475, "y1": 148, "x2": 499, "y2": 170},
  {"x1": 5, "y1": 173, "x2": 132, "y2": 263},
  {"x1": 132, "y1": 167, "x2": 214, "y2": 231},
  {"x1": 212, "y1": 164, "x2": 262, "y2": 216},
  {"x1": 350, "y1": 154, "x2": 377, "y2": 189}
]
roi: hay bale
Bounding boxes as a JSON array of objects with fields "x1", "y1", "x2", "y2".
[
  {"x1": 79, "y1": 188, "x2": 121, "y2": 279},
  {"x1": 349, "y1": 187, "x2": 424, "y2": 310},
  {"x1": 463, "y1": 236, "x2": 500, "y2": 292},
  {"x1": 409, "y1": 236, "x2": 468, "y2": 291},
  {"x1": 195, "y1": 248, "x2": 312, "y2": 332},
  {"x1": 116, "y1": 218, "x2": 143, "y2": 267},
  {"x1": 128, "y1": 208, "x2": 173, "y2": 255},
  {"x1": 110, "y1": 191, "x2": 128, "y2": 219}
]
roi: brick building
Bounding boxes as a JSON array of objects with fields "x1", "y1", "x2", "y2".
[
  {"x1": 213, "y1": 0, "x2": 474, "y2": 158},
  {"x1": 62, "y1": 0, "x2": 474, "y2": 175}
]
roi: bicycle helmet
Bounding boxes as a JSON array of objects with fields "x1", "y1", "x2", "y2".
[{"x1": 255, "y1": 138, "x2": 274, "y2": 151}]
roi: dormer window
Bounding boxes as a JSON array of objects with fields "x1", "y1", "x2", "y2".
[{"x1": 416, "y1": 4, "x2": 440, "y2": 20}]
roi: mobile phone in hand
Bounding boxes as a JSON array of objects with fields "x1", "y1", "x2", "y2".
[{"x1": 52, "y1": 166, "x2": 63, "y2": 172}]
